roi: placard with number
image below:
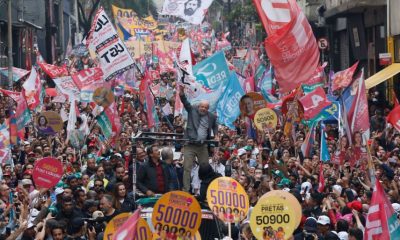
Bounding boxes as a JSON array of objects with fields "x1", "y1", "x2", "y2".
[
  {"x1": 152, "y1": 191, "x2": 201, "y2": 238},
  {"x1": 250, "y1": 190, "x2": 302, "y2": 240},
  {"x1": 104, "y1": 213, "x2": 130, "y2": 240},
  {"x1": 207, "y1": 177, "x2": 249, "y2": 223}
]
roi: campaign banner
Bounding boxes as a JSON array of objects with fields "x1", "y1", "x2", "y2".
[
  {"x1": 32, "y1": 157, "x2": 63, "y2": 188},
  {"x1": 53, "y1": 76, "x2": 80, "y2": 100},
  {"x1": 332, "y1": 61, "x2": 358, "y2": 91},
  {"x1": 23, "y1": 68, "x2": 41, "y2": 110},
  {"x1": 104, "y1": 213, "x2": 131, "y2": 240},
  {"x1": 161, "y1": 0, "x2": 214, "y2": 25},
  {"x1": 207, "y1": 177, "x2": 249, "y2": 223},
  {"x1": 299, "y1": 87, "x2": 331, "y2": 120},
  {"x1": 193, "y1": 51, "x2": 230, "y2": 90},
  {"x1": 96, "y1": 102, "x2": 121, "y2": 140},
  {"x1": 37, "y1": 62, "x2": 69, "y2": 79},
  {"x1": 0, "y1": 67, "x2": 30, "y2": 82},
  {"x1": 250, "y1": 190, "x2": 302, "y2": 240},
  {"x1": 0, "y1": 124, "x2": 10, "y2": 150},
  {"x1": 0, "y1": 90, "x2": 31, "y2": 130},
  {"x1": 112, "y1": 5, "x2": 158, "y2": 38},
  {"x1": 86, "y1": 7, "x2": 135, "y2": 81},
  {"x1": 254, "y1": 108, "x2": 278, "y2": 131},
  {"x1": 216, "y1": 72, "x2": 245, "y2": 129},
  {"x1": 152, "y1": 191, "x2": 202, "y2": 237}
]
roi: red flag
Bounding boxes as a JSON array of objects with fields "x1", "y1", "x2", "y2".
[
  {"x1": 318, "y1": 163, "x2": 324, "y2": 193},
  {"x1": 37, "y1": 61, "x2": 69, "y2": 78},
  {"x1": 298, "y1": 87, "x2": 331, "y2": 119},
  {"x1": 364, "y1": 180, "x2": 398, "y2": 240},
  {"x1": 252, "y1": 0, "x2": 319, "y2": 93},
  {"x1": 347, "y1": 70, "x2": 370, "y2": 134},
  {"x1": 387, "y1": 105, "x2": 400, "y2": 132},
  {"x1": 139, "y1": 73, "x2": 156, "y2": 128},
  {"x1": 112, "y1": 209, "x2": 141, "y2": 240},
  {"x1": 332, "y1": 61, "x2": 359, "y2": 92},
  {"x1": 71, "y1": 67, "x2": 104, "y2": 89}
]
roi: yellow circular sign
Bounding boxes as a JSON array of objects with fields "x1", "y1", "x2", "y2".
[
  {"x1": 261, "y1": 190, "x2": 302, "y2": 229},
  {"x1": 250, "y1": 190, "x2": 302, "y2": 240},
  {"x1": 36, "y1": 111, "x2": 63, "y2": 135},
  {"x1": 152, "y1": 191, "x2": 202, "y2": 237},
  {"x1": 93, "y1": 87, "x2": 114, "y2": 108},
  {"x1": 207, "y1": 177, "x2": 249, "y2": 223},
  {"x1": 254, "y1": 108, "x2": 278, "y2": 131},
  {"x1": 104, "y1": 212, "x2": 130, "y2": 240},
  {"x1": 135, "y1": 217, "x2": 153, "y2": 240}
]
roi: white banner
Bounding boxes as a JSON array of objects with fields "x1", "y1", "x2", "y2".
[
  {"x1": 161, "y1": 0, "x2": 214, "y2": 25},
  {"x1": 53, "y1": 76, "x2": 80, "y2": 100},
  {"x1": 86, "y1": 7, "x2": 135, "y2": 81}
]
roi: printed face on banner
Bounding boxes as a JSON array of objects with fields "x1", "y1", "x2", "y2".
[
  {"x1": 207, "y1": 177, "x2": 249, "y2": 223},
  {"x1": 152, "y1": 191, "x2": 202, "y2": 237},
  {"x1": 184, "y1": 0, "x2": 201, "y2": 16}
]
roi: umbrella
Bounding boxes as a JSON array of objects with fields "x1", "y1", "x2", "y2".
[{"x1": 0, "y1": 67, "x2": 30, "y2": 82}]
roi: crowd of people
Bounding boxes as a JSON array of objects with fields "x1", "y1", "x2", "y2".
[{"x1": 0, "y1": 25, "x2": 398, "y2": 240}]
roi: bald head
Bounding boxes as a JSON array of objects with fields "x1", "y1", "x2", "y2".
[{"x1": 198, "y1": 101, "x2": 209, "y2": 115}]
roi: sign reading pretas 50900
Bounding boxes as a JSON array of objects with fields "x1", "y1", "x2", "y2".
[{"x1": 193, "y1": 51, "x2": 230, "y2": 90}]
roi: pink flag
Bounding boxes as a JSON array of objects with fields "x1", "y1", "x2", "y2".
[
  {"x1": 252, "y1": 0, "x2": 320, "y2": 93},
  {"x1": 140, "y1": 74, "x2": 156, "y2": 128},
  {"x1": 23, "y1": 68, "x2": 41, "y2": 110},
  {"x1": 174, "y1": 86, "x2": 184, "y2": 117},
  {"x1": 332, "y1": 62, "x2": 359, "y2": 92},
  {"x1": 112, "y1": 209, "x2": 141, "y2": 240},
  {"x1": 298, "y1": 87, "x2": 331, "y2": 120}
]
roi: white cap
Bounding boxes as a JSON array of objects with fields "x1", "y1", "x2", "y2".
[
  {"x1": 238, "y1": 149, "x2": 246, "y2": 156},
  {"x1": 333, "y1": 185, "x2": 343, "y2": 195},
  {"x1": 300, "y1": 182, "x2": 312, "y2": 194},
  {"x1": 55, "y1": 188, "x2": 64, "y2": 196},
  {"x1": 338, "y1": 231, "x2": 348, "y2": 240},
  {"x1": 317, "y1": 215, "x2": 331, "y2": 225},
  {"x1": 392, "y1": 203, "x2": 400, "y2": 212},
  {"x1": 92, "y1": 211, "x2": 104, "y2": 219},
  {"x1": 21, "y1": 179, "x2": 33, "y2": 186}
]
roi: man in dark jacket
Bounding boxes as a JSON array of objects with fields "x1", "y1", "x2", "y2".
[
  {"x1": 179, "y1": 85, "x2": 219, "y2": 192},
  {"x1": 137, "y1": 144, "x2": 171, "y2": 196}
]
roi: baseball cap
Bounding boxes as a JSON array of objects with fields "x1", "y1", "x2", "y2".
[
  {"x1": 92, "y1": 210, "x2": 104, "y2": 219},
  {"x1": 304, "y1": 217, "x2": 318, "y2": 232},
  {"x1": 300, "y1": 182, "x2": 312, "y2": 194},
  {"x1": 317, "y1": 215, "x2": 331, "y2": 225},
  {"x1": 54, "y1": 188, "x2": 64, "y2": 196},
  {"x1": 24, "y1": 169, "x2": 33, "y2": 175},
  {"x1": 21, "y1": 179, "x2": 33, "y2": 186},
  {"x1": 238, "y1": 149, "x2": 246, "y2": 156},
  {"x1": 346, "y1": 200, "x2": 362, "y2": 212}
]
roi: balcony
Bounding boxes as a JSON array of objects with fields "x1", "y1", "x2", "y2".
[{"x1": 325, "y1": 0, "x2": 386, "y2": 18}]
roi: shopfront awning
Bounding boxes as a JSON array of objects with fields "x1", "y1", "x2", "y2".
[{"x1": 365, "y1": 63, "x2": 400, "y2": 89}]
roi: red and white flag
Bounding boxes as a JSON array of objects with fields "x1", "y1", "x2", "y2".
[
  {"x1": 71, "y1": 67, "x2": 104, "y2": 89},
  {"x1": 23, "y1": 68, "x2": 41, "y2": 110},
  {"x1": 332, "y1": 61, "x2": 358, "y2": 92},
  {"x1": 252, "y1": 0, "x2": 320, "y2": 93},
  {"x1": 364, "y1": 180, "x2": 400, "y2": 239},
  {"x1": 37, "y1": 61, "x2": 69, "y2": 79},
  {"x1": 298, "y1": 87, "x2": 331, "y2": 120},
  {"x1": 388, "y1": 105, "x2": 400, "y2": 132}
]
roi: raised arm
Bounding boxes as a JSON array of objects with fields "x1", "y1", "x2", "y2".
[{"x1": 179, "y1": 85, "x2": 192, "y2": 111}]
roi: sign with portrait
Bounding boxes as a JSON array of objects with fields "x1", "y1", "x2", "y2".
[
  {"x1": 254, "y1": 108, "x2": 278, "y2": 131},
  {"x1": 239, "y1": 92, "x2": 267, "y2": 118},
  {"x1": 250, "y1": 190, "x2": 302, "y2": 240},
  {"x1": 207, "y1": 177, "x2": 249, "y2": 223},
  {"x1": 93, "y1": 87, "x2": 115, "y2": 108},
  {"x1": 36, "y1": 111, "x2": 63, "y2": 136},
  {"x1": 152, "y1": 191, "x2": 202, "y2": 238}
]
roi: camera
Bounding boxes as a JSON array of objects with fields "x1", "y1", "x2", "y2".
[{"x1": 85, "y1": 218, "x2": 105, "y2": 233}]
